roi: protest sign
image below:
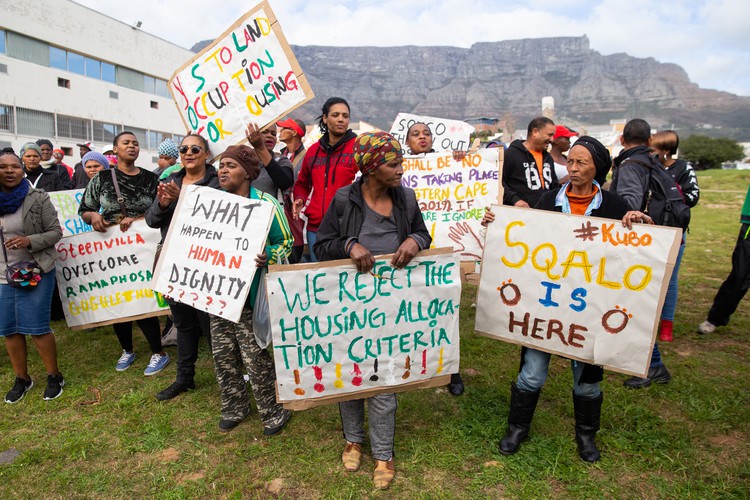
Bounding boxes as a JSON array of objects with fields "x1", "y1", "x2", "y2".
[
  {"x1": 168, "y1": 0, "x2": 314, "y2": 156},
  {"x1": 475, "y1": 206, "x2": 681, "y2": 377},
  {"x1": 267, "y1": 248, "x2": 461, "y2": 410},
  {"x1": 49, "y1": 189, "x2": 92, "y2": 238},
  {"x1": 55, "y1": 219, "x2": 168, "y2": 330},
  {"x1": 390, "y1": 113, "x2": 474, "y2": 153},
  {"x1": 403, "y1": 148, "x2": 503, "y2": 261},
  {"x1": 152, "y1": 185, "x2": 274, "y2": 323}
]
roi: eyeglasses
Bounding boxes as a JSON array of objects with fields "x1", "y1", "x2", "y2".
[{"x1": 179, "y1": 145, "x2": 204, "y2": 154}]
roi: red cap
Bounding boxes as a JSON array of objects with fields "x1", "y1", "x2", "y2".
[
  {"x1": 553, "y1": 125, "x2": 578, "y2": 140},
  {"x1": 276, "y1": 118, "x2": 305, "y2": 138}
]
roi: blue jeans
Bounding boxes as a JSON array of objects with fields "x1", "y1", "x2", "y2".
[
  {"x1": 650, "y1": 342, "x2": 663, "y2": 368},
  {"x1": 304, "y1": 230, "x2": 318, "y2": 262},
  {"x1": 516, "y1": 348, "x2": 600, "y2": 398},
  {"x1": 661, "y1": 237, "x2": 686, "y2": 321}
]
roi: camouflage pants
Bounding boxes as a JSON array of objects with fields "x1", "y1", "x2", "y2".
[{"x1": 210, "y1": 308, "x2": 286, "y2": 428}]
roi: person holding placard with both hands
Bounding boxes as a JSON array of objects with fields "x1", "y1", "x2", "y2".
[
  {"x1": 314, "y1": 131, "x2": 432, "y2": 490},
  {"x1": 482, "y1": 136, "x2": 652, "y2": 463}
]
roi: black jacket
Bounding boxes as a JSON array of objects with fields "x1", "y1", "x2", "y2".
[
  {"x1": 502, "y1": 139, "x2": 559, "y2": 207},
  {"x1": 145, "y1": 164, "x2": 220, "y2": 242},
  {"x1": 24, "y1": 167, "x2": 65, "y2": 193},
  {"x1": 666, "y1": 159, "x2": 700, "y2": 208},
  {"x1": 609, "y1": 145, "x2": 653, "y2": 211},
  {"x1": 314, "y1": 178, "x2": 432, "y2": 261}
]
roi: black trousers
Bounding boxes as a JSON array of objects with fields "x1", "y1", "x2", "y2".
[
  {"x1": 112, "y1": 317, "x2": 162, "y2": 353},
  {"x1": 169, "y1": 300, "x2": 211, "y2": 385},
  {"x1": 708, "y1": 223, "x2": 750, "y2": 326}
]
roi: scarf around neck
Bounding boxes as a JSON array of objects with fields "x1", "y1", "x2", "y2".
[{"x1": 0, "y1": 180, "x2": 29, "y2": 215}]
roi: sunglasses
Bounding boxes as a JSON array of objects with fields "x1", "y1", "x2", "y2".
[{"x1": 179, "y1": 145, "x2": 204, "y2": 154}]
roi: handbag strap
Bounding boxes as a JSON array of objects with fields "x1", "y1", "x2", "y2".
[
  {"x1": 0, "y1": 227, "x2": 8, "y2": 264},
  {"x1": 110, "y1": 168, "x2": 129, "y2": 218}
]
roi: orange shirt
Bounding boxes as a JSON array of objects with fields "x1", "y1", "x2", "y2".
[
  {"x1": 530, "y1": 150, "x2": 545, "y2": 188},
  {"x1": 566, "y1": 184, "x2": 599, "y2": 215}
]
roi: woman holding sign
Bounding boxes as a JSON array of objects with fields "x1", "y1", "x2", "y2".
[
  {"x1": 79, "y1": 131, "x2": 170, "y2": 376},
  {"x1": 315, "y1": 132, "x2": 431, "y2": 490},
  {"x1": 483, "y1": 136, "x2": 645, "y2": 463},
  {"x1": 208, "y1": 144, "x2": 293, "y2": 435},
  {"x1": 292, "y1": 97, "x2": 359, "y2": 262},
  {"x1": 146, "y1": 133, "x2": 219, "y2": 401},
  {"x1": 1, "y1": 148, "x2": 64, "y2": 402}
]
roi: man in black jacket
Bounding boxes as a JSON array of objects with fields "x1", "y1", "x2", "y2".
[
  {"x1": 609, "y1": 118, "x2": 672, "y2": 389},
  {"x1": 502, "y1": 117, "x2": 558, "y2": 208}
]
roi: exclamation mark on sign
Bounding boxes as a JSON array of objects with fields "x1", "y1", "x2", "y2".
[
  {"x1": 351, "y1": 363, "x2": 363, "y2": 386},
  {"x1": 429, "y1": 222, "x2": 437, "y2": 248},
  {"x1": 402, "y1": 356, "x2": 411, "y2": 380},
  {"x1": 421, "y1": 350, "x2": 427, "y2": 375},
  {"x1": 437, "y1": 348, "x2": 444, "y2": 374},
  {"x1": 313, "y1": 366, "x2": 325, "y2": 393},
  {"x1": 369, "y1": 359, "x2": 379, "y2": 382},
  {"x1": 334, "y1": 363, "x2": 344, "y2": 389},
  {"x1": 293, "y1": 369, "x2": 305, "y2": 396}
]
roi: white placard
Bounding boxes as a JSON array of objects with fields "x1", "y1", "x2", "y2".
[
  {"x1": 168, "y1": 0, "x2": 314, "y2": 157},
  {"x1": 475, "y1": 206, "x2": 681, "y2": 377},
  {"x1": 55, "y1": 219, "x2": 168, "y2": 329},
  {"x1": 152, "y1": 185, "x2": 274, "y2": 323},
  {"x1": 403, "y1": 149, "x2": 502, "y2": 260},
  {"x1": 390, "y1": 113, "x2": 475, "y2": 153},
  {"x1": 48, "y1": 189, "x2": 92, "y2": 238},
  {"x1": 267, "y1": 249, "x2": 461, "y2": 407}
]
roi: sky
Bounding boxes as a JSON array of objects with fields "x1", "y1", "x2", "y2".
[{"x1": 76, "y1": 0, "x2": 750, "y2": 97}]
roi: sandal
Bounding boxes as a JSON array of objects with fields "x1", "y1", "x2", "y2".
[
  {"x1": 373, "y1": 459, "x2": 395, "y2": 489},
  {"x1": 342, "y1": 442, "x2": 362, "y2": 472}
]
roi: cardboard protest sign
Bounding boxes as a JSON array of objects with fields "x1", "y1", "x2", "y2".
[
  {"x1": 403, "y1": 148, "x2": 503, "y2": 261},
  {"x1": 267, "y1": 248, "x2": 461, "y2": 410},
  {"x1": 152, "y1": 185, "x2": 274, "y2": 323},
  {"x1": 475, "y1": 206, "x2": 681, "y2": 377},
  {"x1": 55, "y1": 219, "x2": 168, "y2": 330},
  {"x1": 390, "y1": 113, "x2": 474, "y2": 153},
  {"x1": 49, "y1": 189, "x2": 93, "y2": 237},
  {"x1": 168, "y1": 0, "x2": 314, "y2": 156}
]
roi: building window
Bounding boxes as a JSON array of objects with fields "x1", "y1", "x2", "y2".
[
  {"x1": 172, "y1": 134, "x2": 184, "y2": 145},
  {"x1": 0, "y1": 63, "x2": 7, "y2": 74},
  {"x1": 0, "y1": 104, "x2": 15, "y2": 133},
  {"x1": 93, "y1": 121, "x2": 121, "y2": 144},
  {"x1": 126, "y1": 127, "x2": 148, "y2": 146},
  {"x1": 85, "y1": 57, "x2": 100, "y2": 78},
  {"x1": 57, "y1": 114, "x2": 90, "y2": 141},
  {"x1": 147, "y1": 130, "x2": 166, "y2": 149},
  {"x1": 68, "y1": 51, "x2": 85, "y2": 75},
  {"x1": 16, "y1": 107, "x2": 54, "y2": 138},
  {"x1": 150, "y1": 101, "x2": 159, "y2": 109},
  {"x1": 58, "y1": 78, "x2": 70, "y2": 88},
  {"x1": 109, "y1": 91, "x2": 118, "y2": 99},
  {"x1": 156, "y1": 79, "x2": 171, "y2": 98},
  {"x1": 50, "y1": 46, "x2": 66, "y2": 70},
  {"x1": 101, "y1": 62, "x2": 116, "y2": 83},
  {"x1": 144, "y1": 75, "x2": 155, "y2": 94},
  {"x1": 0, "y1": 30, "x2": 6, "y2": 54}
]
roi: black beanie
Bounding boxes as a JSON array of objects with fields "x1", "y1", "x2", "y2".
[{"x1": 571, "y1": 136, "x2": 611, "y2": 185}]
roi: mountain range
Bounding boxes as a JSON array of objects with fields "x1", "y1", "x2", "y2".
[{"x1": 192, "y1": 35, "x2": 750, "y2": 140}]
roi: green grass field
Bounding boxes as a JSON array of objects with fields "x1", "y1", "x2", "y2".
[{"x1": 1, "y1": 170, "x2": 748, "y2": 498}]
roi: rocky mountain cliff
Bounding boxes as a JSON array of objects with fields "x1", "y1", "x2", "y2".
[{"x1": 194, "y1": 36, "x2": 750, "y2": 138}]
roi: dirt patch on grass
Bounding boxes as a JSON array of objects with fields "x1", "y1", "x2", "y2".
[
  {"x1": 176, "y1": 472, "x2": 205, "y2": 484},
  {"x1": 159, "y1": 447, "x2": 180, "y2": 462},
  {"x1": 703, "y1": 203, "x2": 739, "y2": 210}
]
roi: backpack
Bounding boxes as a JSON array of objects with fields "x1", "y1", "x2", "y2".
[{"x1": 626, "y1": 156, "x2": 691, "y2": 231}]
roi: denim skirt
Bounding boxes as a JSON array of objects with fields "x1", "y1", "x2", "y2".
[{"x1": 0, "y1": 270, "x2": 56, "y2": 336}]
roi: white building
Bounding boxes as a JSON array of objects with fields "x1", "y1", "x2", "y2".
[{"x1": 0, "y1": 0, "x2": 193, "y2": 167}]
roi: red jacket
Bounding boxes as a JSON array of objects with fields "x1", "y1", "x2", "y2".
[{"x1": 293, "y1": 130, "x2": 358, "y2": 231}]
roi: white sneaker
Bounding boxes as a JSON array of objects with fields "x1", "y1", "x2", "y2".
[{"x1": 697, "y1": 321, "x2": 716, "y2": 335}]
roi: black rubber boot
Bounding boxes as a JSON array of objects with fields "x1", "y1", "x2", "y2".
[
  {"x1": 573, "y1": 392, "x2": 603, "y2": 463},
  {"x1": 499, "y1": 382, "x2": 541, "y2": 455}
]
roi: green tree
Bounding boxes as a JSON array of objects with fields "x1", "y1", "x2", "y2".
[{"x1": 680, "y1": 135, "x2": 745, "y2": 170}]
